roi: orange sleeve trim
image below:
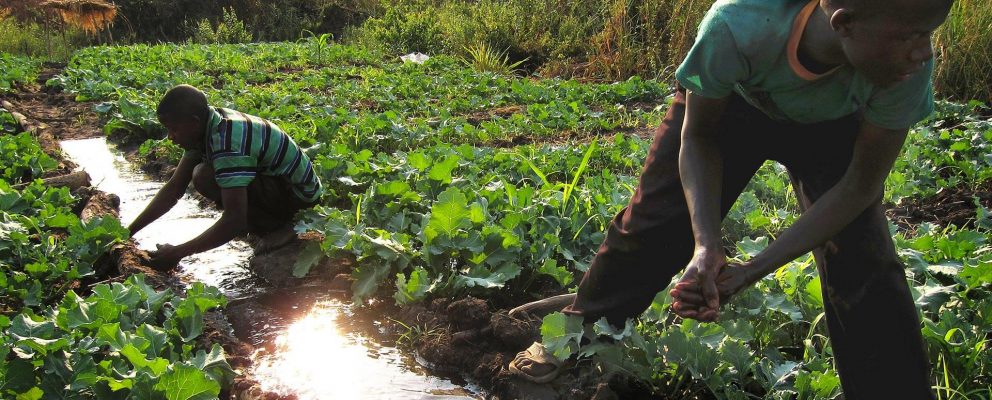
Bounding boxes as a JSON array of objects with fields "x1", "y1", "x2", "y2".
[{"x1": 788, "y1": 0, "x2": 841, "y2": 81}]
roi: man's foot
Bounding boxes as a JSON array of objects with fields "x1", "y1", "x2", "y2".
[
  {"x1": 508, "y1": 342, "x2": 563, "y2": 383},
  {"x1": 508, "y1": 293, "x2": 577, "y2": 319},
  {"x1": 253, "y1": 224, "x2": 297, "y2": 255}
]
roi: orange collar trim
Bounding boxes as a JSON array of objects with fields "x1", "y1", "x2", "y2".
[{"x1": 788, "y1": 0, "x2": 841, "y2": 81}]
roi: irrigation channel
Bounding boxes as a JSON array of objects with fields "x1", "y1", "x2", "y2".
[{"x1": 60, "y1": 137, "x2": 480, "y2": 399}]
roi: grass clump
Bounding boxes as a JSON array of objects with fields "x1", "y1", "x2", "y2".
[{"x1": 933, "y1": 0, "x2": 992, "y2": 101}]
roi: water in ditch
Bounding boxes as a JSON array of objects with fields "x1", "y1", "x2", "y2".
[{"x1": 61, "y1": 137, "x2": 479, "y2": 400}]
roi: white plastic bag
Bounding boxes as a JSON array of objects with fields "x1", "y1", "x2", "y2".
[{"x1": 400, "y1": 52, "x2": 430, "y2": 64}]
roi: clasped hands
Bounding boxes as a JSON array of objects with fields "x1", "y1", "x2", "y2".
[{"x1": 669, "y1": 249, "x2": 756, "y2": 322}]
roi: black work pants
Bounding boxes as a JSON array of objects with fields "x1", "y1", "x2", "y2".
[{"x1": 562, "y1": 89, "x2": 934, "y2": 399}]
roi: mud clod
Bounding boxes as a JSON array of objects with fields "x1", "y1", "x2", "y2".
[
  {"x1": 490, "y1": 312, "x2": 541, "y2": 349},
  {"x1": 446, "y1": 296, "x2": 491, "y2": 330}
]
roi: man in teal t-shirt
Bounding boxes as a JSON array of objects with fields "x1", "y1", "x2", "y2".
[{"x1": 509, "y1": 0, "x2": 951, "y2": 397}]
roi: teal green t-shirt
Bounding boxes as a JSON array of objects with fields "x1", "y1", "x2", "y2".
[{"x1": 675, "y1": 0, "x2": 934, "y2": 130}]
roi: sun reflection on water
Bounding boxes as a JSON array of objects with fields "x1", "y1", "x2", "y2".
[
  {"x1": 251, "y1": 301, "x2": 476, "y2": 399},
  {"x1": 253, "y1": 302, "x2": 372, "y2": 399}
]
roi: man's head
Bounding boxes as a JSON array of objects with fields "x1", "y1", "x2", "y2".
[
  {"x1": 822, "y1": 0, "x2": 953, "y2": 87},
  {"x1": 157, "y1": 85, "x2": 209, "y2": 150}
]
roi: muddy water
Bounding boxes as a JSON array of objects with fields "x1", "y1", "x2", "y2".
[{"x1": 60, "y1": 138, "x2": 479, "y2": 400}]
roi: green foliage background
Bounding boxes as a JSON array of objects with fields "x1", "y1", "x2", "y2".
[{"x1": 37, "y1": 40, "x2": 992, "y2": 398}]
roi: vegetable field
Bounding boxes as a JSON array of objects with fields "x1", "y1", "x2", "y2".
[
  {"x1": 1, "y1": 59, "x2": 235, "y2": 397},
  {"x1": 1, "y1": 40, "x2": 991, "y2": 399}
]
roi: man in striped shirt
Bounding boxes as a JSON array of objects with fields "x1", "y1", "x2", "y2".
[{"x1": 129, "y1": 85, "x2": 322, "y2": 270}]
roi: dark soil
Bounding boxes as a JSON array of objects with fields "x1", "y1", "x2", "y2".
[
  {"x1": 0, "y1": 68, "x2": 104, "y2": 141},
  {"x1": 887, "y1": 180, "x2": 992, "y2": 233},
  {"x1": 464, "y1": 105, "x2": 525, "y2": 125}
]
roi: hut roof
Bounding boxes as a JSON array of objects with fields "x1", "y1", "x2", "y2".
[{"x1": 39, "y1": 0, "x2": 116, "y2": 33}]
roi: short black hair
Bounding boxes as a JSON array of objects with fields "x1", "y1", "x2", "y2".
[
  {"x1": 827, "y1": 0, "x2": 953, "y2": 18},
  {"x1": 157, "y1": 84, "x2": 209, "y2": 122}
]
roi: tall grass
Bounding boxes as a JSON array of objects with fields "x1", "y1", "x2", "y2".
[
  {"x1": 346, "y1": 0, "x2": 712, "y2": 80},
  {"x1": 587, "y1": 0, "x2": 711, "y2": 80},
  {"x1": 294, "y1": 0, "x2": 992, "y2": 100},
  {"x1": 933, "y1": 1, "x2": 992, "y2": 101},
  {"x1": 0, "y1": 16, "x2": 86, "y2": 62}
]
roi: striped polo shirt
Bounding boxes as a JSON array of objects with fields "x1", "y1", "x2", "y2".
[{"x1": 198, "y1": 107, "x2": 322, "y2": 203}]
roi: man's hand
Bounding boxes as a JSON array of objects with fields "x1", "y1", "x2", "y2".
[
  {"x1": 671, "y1": 248, "x2": 726, "y2": 321},
  {"x1": 670, "y1": 261, "x2": 756, "y2": 322},
  {"x1": 148, "y1": 243, "x2": 185, "y2": 271}
]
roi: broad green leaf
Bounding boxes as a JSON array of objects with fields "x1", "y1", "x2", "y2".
[
  {"x1": 913, "y1": 279, "x2": 955, "y2": 311},
  {"x1": 960, "y1": 262, "x2": 992, "y2": 287},
  {"x1": 810, "y1": 371, "x2": 841, "y2": 397},
  {"x1": 379, "y1": 180, "x2": 410, "y2": 195},
  {"x1": 351, "y1": 262, "x2": 392, "y2": 303},
  {"x1": 540, "y1": 312, "x2": 584, "y2": 360},
  {"x1": 190, "y1": 344, "x2": 235, "y2": 386},
  {"x1": 407, "y1": 151, "x2": 431, "y2": 171},
  {"x1": 592, "y1": 317, "x2": 632, "y2": 340},
  {"x1": 1, "y1": 359, "x2": 37, "y2": 392},
  {"x1": 9, "y1": 314, "x2": 55, "y2": 340},
  {"x1": 427, "y1": 155, "x2": 460, "y2": 183},
  {"x1": 394, "y1": 267, "x2": 431, "y2": 305},
  {"x1": 14, "y1": 387, "x2": 43, "y2": 400},
  {"x1": 93, "y1": 282, "x2": 143, "y2": 311},
  {"x1": 121, "y1": 344, "x2": 169, "y2": 376},
  {"x1": 537, "y1": 259, "x2": 573, "y2": 287},
  {"x1": 737, "y1": 236, "x2": 769, "y2": 258},
  {"x1": 804, "y1": 276, "x2": 824, "y2": 308},
  {"x1": 454, "y1": 263, "x2": 521, "y2": 289},
  {"x1": 173, "y1": 299, "x2": 204, "y2": 343},
  {"x1": 718, "y1": 338, "x2": 753, "y2": 376},
  {"x1": 96, "y1": 323, "x2": 128, "y2": 351},
  {"x1": 153, "y1": 364, "x2": 220, "y2": 400},
  {"x1": 137, "y1": 324, "x2": 169, "y2": 359},
  {"x1": 758, "y1": 359, "x2": 799, "y2": 389},
  {"x1": 292, "y1": 241, "x2": 325, "y2": 278},
  {"x1": 425, "y1": 187, "x2": 471, "y2": 240}
]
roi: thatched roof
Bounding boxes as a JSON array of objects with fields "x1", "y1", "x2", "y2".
[{"x1": 39, "y1": 0, "x2": 116, "y2": 33}]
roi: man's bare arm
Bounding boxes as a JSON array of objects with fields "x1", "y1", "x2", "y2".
[
  {"x1": 128, "y1": 153, "x2": 198, "y2": 234},
  {"x1": 148, "y1": 186, "x2": 249, "y2": 270},
  {"x1": 740, "y1": 121, "x2": 908, "y2": 282},
  {"x1": 675, "y1": 91, "x2": 731, "y2": 317}
]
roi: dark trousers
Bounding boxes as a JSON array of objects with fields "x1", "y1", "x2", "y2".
[{"x1": 562, "y1": 89, "x2": 934, "y2": 399}]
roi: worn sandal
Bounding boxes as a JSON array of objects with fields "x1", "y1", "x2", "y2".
[{"x1": 508, "y1": 342, "x2": 563, "y2": 383}]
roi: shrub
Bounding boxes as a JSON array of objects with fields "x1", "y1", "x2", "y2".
[
  {"x1": 356, "y1": 6, "x2": 445, "y2": 54},
  {"x1": 461, "y1": 41, "x2": 527, "y2": 75},
  {"x1": 189, "y1": 7, "x2": 253, "y2": 45}
]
